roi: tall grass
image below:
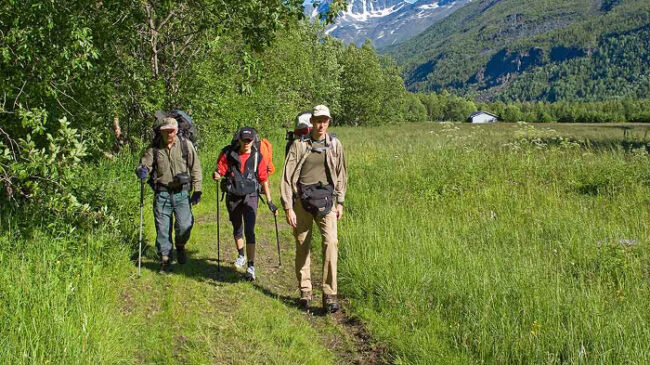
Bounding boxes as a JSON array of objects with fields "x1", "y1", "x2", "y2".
[
  {"x1": 338, "y1": 123, "x2": 650, "y2": 363},
  {"x1": 0, "y1": 153, "x2": 141, "y2": 364}
]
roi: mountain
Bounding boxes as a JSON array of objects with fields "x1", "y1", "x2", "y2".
[
  {"x1": 306, "y1": 0, "x2": 471, "y2": 48},
  {"x1": 386, "y1": 0, "x2": 650, "y2": 102}
]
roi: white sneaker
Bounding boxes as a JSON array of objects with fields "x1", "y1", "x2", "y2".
[
  {"x1": 245, "y1": 266, "x2": 256, "y2": 281},
  {"x1": 234, "y1": 255, "x2": 246, "y2": 269}
]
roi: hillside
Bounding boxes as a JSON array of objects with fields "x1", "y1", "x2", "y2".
[{"x1": 385, "y1": 0, "x2": 650, "y2": 102}]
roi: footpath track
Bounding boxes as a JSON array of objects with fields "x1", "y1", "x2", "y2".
[{"x1": 118, "y1": 194, "x2": 388, "y2": 364}]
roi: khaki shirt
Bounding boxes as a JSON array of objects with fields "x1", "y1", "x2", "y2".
[
  {"x1": 281, "y1": 134, "x2": 347, "y2": 210},
  {"x1": 139, "y1": 138, "x2": 202, "y2": 192}
]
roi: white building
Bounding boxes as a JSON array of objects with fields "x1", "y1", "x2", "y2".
[{"x1": 467, "y1": 111, "x2": 499, "y2": 124}]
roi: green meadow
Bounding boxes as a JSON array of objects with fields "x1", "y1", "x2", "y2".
[
  {"x1": 338, "y1": 122, "x2": 650, "y2": 363},
  {"x1": 2, "y1": 122, "x2": 650, "y2": 364}
]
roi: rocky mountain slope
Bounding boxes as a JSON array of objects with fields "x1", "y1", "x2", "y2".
[{"x1": 385, "y1": 0, "x2": 650, "y2": 101}]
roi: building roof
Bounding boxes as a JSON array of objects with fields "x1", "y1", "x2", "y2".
[{"x1": 469, "y1": 110, "x2": 499, "y2": 119}]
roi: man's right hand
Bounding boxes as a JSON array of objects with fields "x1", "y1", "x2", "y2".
[
  {"x1": 212, "y1": 171, "x2": 221, "y2": 181},
  {"x1": 136, "y1": 167, "x2": 148, "y2": 180},
  {"x1": 285, "y1": 209, "x2": 297, "y2": 228}
]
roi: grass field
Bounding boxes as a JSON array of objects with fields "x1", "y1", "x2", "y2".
[
  {"x1": 337, "y1": 122, "x2": 650, "y2": 363},
  {"x1": 2, "y1": 122, "x2": 650, "y2": 364}
]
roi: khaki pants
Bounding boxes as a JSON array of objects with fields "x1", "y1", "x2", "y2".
[{"x1": 293, "y1": 199, "x2": 338, "y2": 295}]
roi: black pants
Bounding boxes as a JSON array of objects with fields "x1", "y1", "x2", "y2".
[{"x1": 226, "y1": 194, "x2": 259, "y2": 244}]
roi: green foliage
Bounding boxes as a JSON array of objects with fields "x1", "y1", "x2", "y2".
[
  {"x1": 404, "y1": 92, "x2": 427, "y2": 123},
  {"x1": 498, "y1": 25, "x2": 650, "y2": 102},
  {"x1": 0, "y1": 149, "x2": 141, "y2": 363},
  {"x1": 338, "y1": 41, "x2": 385, "y2": 126},
  {"x1": 419, "y1": 92, "x2": 445, "y2": 121},
  {"x1": 443, "y1": 93, "x2": 477, "y2": 121},
  {"x1": 502, "y1": 104, "x2": 523, "y2": 122},
  {"x1": 0, "y1": 110, "x2": 100, "y2": 226}
]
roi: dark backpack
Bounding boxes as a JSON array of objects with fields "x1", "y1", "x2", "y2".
[
  {"x1": 219, "y1": 143, "x2": 262, "y2": 197},
  {"x1": 168, "y1": 110, "x2": 199, "y2": 149}
]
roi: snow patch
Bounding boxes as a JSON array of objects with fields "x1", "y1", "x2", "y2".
[
  {"x1": 325, "y1": 25, "x2": 338, "y2": 35},
  {"x1": 418, "y1": 3, "x2": 440, "y2": 10},
  {"x1": 343, "y1": 1, "x2": 405, "y2": 22}
]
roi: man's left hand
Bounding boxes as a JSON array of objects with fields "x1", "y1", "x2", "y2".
[
  {"x1": 336, "y1": 204, "x2": 344, "y2": 220},
  {"x1": 267, "y1": 201, "x2": 278, "y2": 216},
  {"x1": 190, "y1": 191, "x2": 202, "y2": 206}
]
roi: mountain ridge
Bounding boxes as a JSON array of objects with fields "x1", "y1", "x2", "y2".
[{"x1": 386, "y1": 0, "x2": 650, "y2": 101}]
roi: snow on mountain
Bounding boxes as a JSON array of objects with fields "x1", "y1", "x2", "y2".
[{"x1": 307, "y1": 0, "x2": 471, "y2": 48}]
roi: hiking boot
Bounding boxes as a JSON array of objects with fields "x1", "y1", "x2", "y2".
[
  {"x1": 323, "y1": 294, "x2": 340, "y2": 314},
  {"x1": 176, "y1": 247, "x2": 187, "y2": 264},
  {"x1": 159, "y1": 256, "x2": 171, "y2": 274},
  {"x1": 245, "y1": 266, "x2": 256, "y2": 281},
  {"x1": 234, "y1": 255, "x2": 246, "y2": 269},
  {"x1": 299, "y1": 291, "x2": 312, "y2": 310}
]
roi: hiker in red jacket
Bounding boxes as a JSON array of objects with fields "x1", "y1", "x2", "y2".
[{"x1": 213, "y1": 127, "x2": 278, "y2": 281}]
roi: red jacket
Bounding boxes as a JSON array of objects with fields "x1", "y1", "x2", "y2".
[{"x1": 216, "y1": 151, "x2": 268, "y2": 183}]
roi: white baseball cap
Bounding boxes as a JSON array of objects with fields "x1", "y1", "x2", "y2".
[{"x1": 312, "y1": 105, "x2": 331, "y2": 119}]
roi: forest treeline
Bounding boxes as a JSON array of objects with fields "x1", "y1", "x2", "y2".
[{"x1": 416, "y1": 92, "x2": 650, "y2": 123}]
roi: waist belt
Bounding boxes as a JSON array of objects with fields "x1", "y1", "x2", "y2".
[{"x1": 155, "y1": 183, "x2": 190, "y2": 193}]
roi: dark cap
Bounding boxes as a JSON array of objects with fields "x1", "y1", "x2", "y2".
[{"x1": 238, "y1": 127, "x2": 257, "y2": 141}]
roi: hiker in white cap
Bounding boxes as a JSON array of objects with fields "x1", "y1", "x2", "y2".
[{"x1": 280, "y1": 105, "x2": 348, "y2": 313}]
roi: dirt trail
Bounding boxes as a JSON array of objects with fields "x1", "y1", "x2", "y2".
[
  {"x1": 196, "y1": 210, "x2": 390, "y2": 364},
  {"x1": 120, "y1": 203, "x2": 390, "y2": 364}
]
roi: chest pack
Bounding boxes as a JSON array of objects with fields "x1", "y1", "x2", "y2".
[{"x1": 220, "y1": 145, "x2": 262, "y2": 197}]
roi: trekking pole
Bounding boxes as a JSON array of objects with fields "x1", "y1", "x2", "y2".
[
  {"x1": 216, "y1": 181, "x2": 221, "y2": 274},
  {"x1": 274, "y1": 214, "x2": 281, "y2": 267},
  {"x1": 138, "y1": 178, "x2": 145, "y2": 277}
]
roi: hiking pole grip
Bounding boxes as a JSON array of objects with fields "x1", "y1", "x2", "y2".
[
  {"x1": 138, "y1": 178, "x2": 145, "y2": 277},
  {"x1": 274, "y1": 215, "x2": 281, "y2": 267},
  {"x1": 216, "y1": 181, "x2": 221, "y2": 273}
]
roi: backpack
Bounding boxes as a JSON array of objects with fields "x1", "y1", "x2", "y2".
[
  {"x1": 220, "y1": 138, "x2": 263, "y2": 197},
  {"x1": 168, "y1": 110, "x2": 199, "y2": 149},
  {"x1": 228, "y1": 127, "x2": 275, "y2": 175},
  {"x1": 288, "y1": 133, "x2": 339, "y2": 162},
  {"x1": 285, "y1": 111, "x2": 312, "y2": 157},
  {"x1": 148, "y1": 110, "x2": 197, "y2": 190}
]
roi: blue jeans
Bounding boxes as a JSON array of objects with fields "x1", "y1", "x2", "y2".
[{"x1": 153, "y1": 190, "x2": 194, "y2": 256}]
